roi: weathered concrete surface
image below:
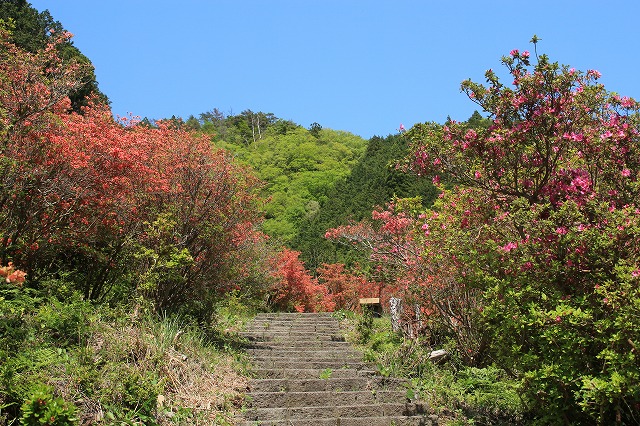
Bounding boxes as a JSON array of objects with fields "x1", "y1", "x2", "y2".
[{"x1": 240, "y1": 312, "x2": 438, "y2": 426}]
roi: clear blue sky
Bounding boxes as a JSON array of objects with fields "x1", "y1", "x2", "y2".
[{"x1": 29, "y1": 1, "x2": 640, "y2": 139}]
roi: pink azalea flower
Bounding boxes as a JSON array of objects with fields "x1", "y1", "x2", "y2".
[
  {"x1": 501, "y1": 242, "x2": 518, "y2": 252},
  {"x1": 620, "y1": 96, "x2": 635, "y2": 108},
  {"x1": 587, "y1": 69, "x2": 602, "y2": 79}
]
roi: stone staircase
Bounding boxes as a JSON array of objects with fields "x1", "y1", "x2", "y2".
[{"x1": 240, "y1": 312, "x2": 437, "y2": 426}]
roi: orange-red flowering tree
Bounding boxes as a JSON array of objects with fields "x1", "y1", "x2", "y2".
[
  {"x1": 0, "y1": 26, "x2": 267, "y2": 316},
  {"x1": 269, "y1": 249, "x2": 334, "y2": 312}
]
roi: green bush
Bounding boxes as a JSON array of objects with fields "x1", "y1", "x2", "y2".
[
  {"x1": 20, "y1": 384, "x2": 78, "y2": 426},
  {"x1": 33, "y1": 296, "x2": 92, "y2": 347},
  {"x1": 349, "y1": 313, "x2": 526, "y2": 424}
]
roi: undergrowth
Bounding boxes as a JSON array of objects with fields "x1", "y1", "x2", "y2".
[
  {"x1": 0, "y1": 283, "x2": 253, "y2": 425},
  {"x1": 342, "y1": 311, "x2": 528, "y2": 425}
]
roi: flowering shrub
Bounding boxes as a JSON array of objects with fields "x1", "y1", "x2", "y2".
[
  {"x1": 324, "y1": 198, "x2": 421, "y2": 306},
  {"x1": 316, "y1": 262, "x2": 382, "y2": 311},
  {"x1": 403, "y1": 43, "x2": 640, "y2": 423},
  {"x1": 0, "y1": 262, "x2": 26, "y2": 285},
  {"x1": 326, "y1": 194, "x2": 487, "y2": 359},
  {"x1": 0, "y1": 26, "x2": 266, "y2": 317},
  {"x1": 269, "y1": 249, "x2": 333, "y2": 312}
]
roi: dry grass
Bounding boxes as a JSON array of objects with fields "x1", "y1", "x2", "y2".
[{"x1": 50, "y1": 315, "x2": 248, "y2": 425}]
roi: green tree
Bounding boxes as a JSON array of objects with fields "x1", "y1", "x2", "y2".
[
  {"x1": 309, "y1": 122, "x2": 322, "y2": 137},
  {"x1": 197, "y1": 114, "x2": 367, "y2": 247}
]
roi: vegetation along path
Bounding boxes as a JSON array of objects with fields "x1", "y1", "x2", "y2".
[{"x1": 240, "y1": 312, "x2": 438, "y2": 426}]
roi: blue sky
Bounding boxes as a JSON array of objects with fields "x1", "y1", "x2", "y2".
[{"x1": 29, "y1": 1, "x2": 640, "y2": 139}]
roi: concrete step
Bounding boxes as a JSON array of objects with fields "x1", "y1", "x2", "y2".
[
  {"x1": 243, "y1": 333, "x2": 345, "y2": 347},
  {"x1": 249, "y1": 377, "x2": 407, "y2": 393},
  {"x1": 250, "y1": 357, "x2": 364, "y2": 367},
  {"x1": 253, "y1": 313, "x2": 335, "y2": 318},
  {"x1": 242, "y1": 326, "x2": 342, "y2": 331},
  {"x1": 249, "y1": 320, "x2": 339, "y2": 326},
  {"x1": 246, "y1": 323, "x2": 339, "y2": 328},
  {"x1": 251, "y1": 351, "x2": 362, "y2": 362},
  {"x1": 247, "y1": 348, "x2": 361, "y2": 357},
  {"x1": 251, "y1": 368, "x2": 377, "y2": 380},
  {"x1": 248, "y1": 341, "x2": 353, "y2": 349},
  {"x1": 241, "y1": 331, "x2": 346, "y2": 341},
  {"x1": 245, "y1": 390, "x2": 413, "y2": 408},
  {"x1": 248, "y1": 320, "x2": 340, "y2": 327},
  {"x1": 247, "y1": 323, "x2": 341, "y2": 329},
  {"x1": 256, "y1": 312, "x2": 333, "y2": 318},
  {"x1": 249, "y1": 317, "x2": 339, "y2": 322},
  {"x1": 239, "y1": 415, "x2": 438, "y2": 426},
  {"x1": 245, "y1": 402, "x2": 429, "y2": 421},
  {"x1": 242, "y1": 313, "x2": 438, "y2": 426},
  {"x1": 251, "y1": 360, "x2": 370, "y2": 370}
]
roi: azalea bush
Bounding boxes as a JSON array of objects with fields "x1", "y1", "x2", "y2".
[
  {"x1": 0, "y1": 25, "x2": 267, "y2": 317},
  {"x1": 269, "y1": 248, "x2": 333, "y2": 312},
  {"x1": 316, "y1": 262, "x2": 382, "y2": 311},
  {"x1": 324, "y1": 197, "x2": 421, "y2": 304},
  {"x1": 403, "y1": 42, "x2": 640, "y2": 423},
  {"x1": 326, "y1": 42, "x2": 640, "y2": 423},
  {"x1": 0, "y1": 25, "x2": 263, "y2": 423},
  {"x1": 326, "y1": 194, "x2": 486, "y2": 358}
]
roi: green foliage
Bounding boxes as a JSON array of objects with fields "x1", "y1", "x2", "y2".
[
  {"x1": 319, "y1": 368, "x2": 333, "y2": 380},
  {"x1": 247, "y1": 127, "x2": 367, "y2": 243},
  {"x1": 0, "y1": 282, "x2": 40, "y2": 353},
  {"x1": 355, "y1": 309, "x2": 374, "y2": 344},
  {"x1": 200, "y1": 114, "x2": 368, "y2": 246},
  {"x1": 478, "y1": 201, "x2": 640, "y2": 424},
  {"x1": 308, "y1": 122, "x2": 322, "y2": 137},
  {"x1": 32, "y1": 295, "x2": 93, "y2": 347},
  {"x1": 0, "y1": 301, "x2": 250, "y2": 425},
  {"x1": 0, "y1": 284, "x2": 92, "y2": 420},
  {"x1": 131, "y1": 212, "x2": 194, "y2": 312},
  {"x1": 0, "y1": 1, "x2": 61, "y2": 52},
  {"x1": 0, "y1": 278, "x2": 250, "y2": 425},
  {"x1": 348, "y1": 313, "x2": 526, "y2": 424},
  {"x1": 214, "y1": 291, "x2": 261, "y2": 333},
  {"x1": 20, "y1": 384, "x2": 78, "y2": 426},
  {"x1": 296, "y1": 133, "x2": 437, "y2": 270}
]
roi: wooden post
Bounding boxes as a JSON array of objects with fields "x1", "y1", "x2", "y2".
[{"x1": 389, "y1": 297, "x2": 402, "y2": 332}]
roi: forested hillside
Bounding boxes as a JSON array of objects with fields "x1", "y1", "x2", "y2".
[
  {"x1": 190, "y1": 110, "x2": 369, "y2": 245},
  {"x1": 294, "y1": 132, "x2": 438, "y2": 270},
  {"x1": 166, "y1": 109, "x2": 441, "y2": 269}
]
